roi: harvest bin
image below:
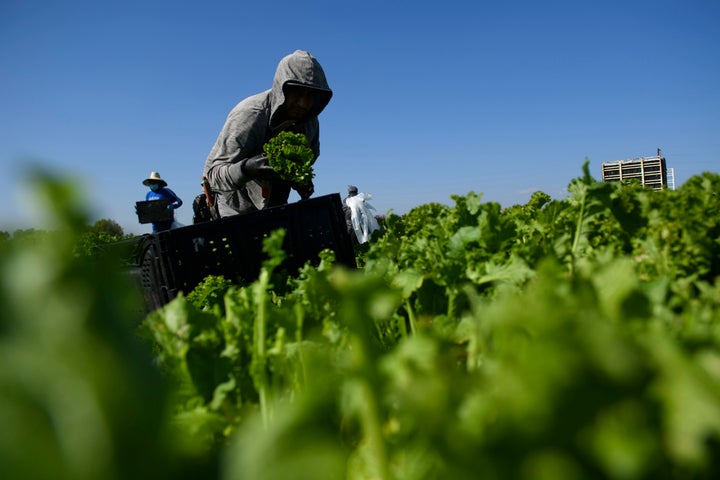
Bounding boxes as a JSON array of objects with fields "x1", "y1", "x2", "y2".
[
  {"x1": 135, "y1": 199, "x2": 173, "y2": 224},
  {"x1": 135, "y1": 193, "x2": 356, "y2": 311}
]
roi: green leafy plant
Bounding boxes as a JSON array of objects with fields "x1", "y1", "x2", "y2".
[
  {"x1": 5, "y1": 165, "x2": 720, "y2": 480},
  {"x1": 263, "y1": 131, "x2": 315, "y2": 185},
  {"x1": 0, "y1": 171, "x2": 216, "y2": 480},
  {"x1": 185, "y1": 274, "x2": 235, "y2": 312}
]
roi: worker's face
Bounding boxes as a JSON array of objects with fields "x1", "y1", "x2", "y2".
[{"x1": 283, "y1": 85, "x2": 315, "y2": 119}]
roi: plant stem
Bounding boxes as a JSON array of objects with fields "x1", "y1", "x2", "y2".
[
  {"x1": 356, "y1": 379, "x2": 389, "y2": 480},
  {"x1": 254, "y1": 270, "x2": 271, "y2": 429},
  {"x1": 570, "y1": 190, "x2": 587, "y2": 275},
  {"x1": 404, "y1": 299, "x2": 417, "y2": 335}
]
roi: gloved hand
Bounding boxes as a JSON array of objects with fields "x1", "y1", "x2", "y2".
[
  {"x1": 240, "y1": 154, "x2": 275, "y2": 181},
  {"x1": 293, "y1": 180, "x2": 314, "y2": 200}
]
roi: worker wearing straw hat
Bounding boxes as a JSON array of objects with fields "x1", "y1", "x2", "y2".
[{"x1": 142, "y1": 171, "x2": 183, "y2": 232}]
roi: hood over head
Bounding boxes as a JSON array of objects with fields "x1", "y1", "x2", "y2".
[{"x1": 269, "y1": 50, "x2": 332, "y2": 128}]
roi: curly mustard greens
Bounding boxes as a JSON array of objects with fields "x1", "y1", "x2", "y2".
[{"x1": 263, "y1": 131, "x2": 315, "y2": 185}]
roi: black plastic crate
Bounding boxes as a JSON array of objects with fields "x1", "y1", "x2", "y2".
[
  {"x1": 136, "y1": 193, "x2": 356, "y2": 311},
  {"x1": 136, "y1": 199, "x2": 173, "y2": 224}
]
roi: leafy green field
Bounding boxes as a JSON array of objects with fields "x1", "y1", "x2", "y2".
[{"x1": 2, "y1": 164, "x2": 719, "y2": 479}]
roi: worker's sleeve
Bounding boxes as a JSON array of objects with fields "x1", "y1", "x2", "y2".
[
  {"x1": 165, "y1": 189, "x2": 183, "y2": 209},
  {"x1": 203, "y1": 107, "x2": 264, "y2": 192}
]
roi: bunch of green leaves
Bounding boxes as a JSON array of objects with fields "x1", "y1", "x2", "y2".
[
  {"x1": 185, "y1": 274, "x2": 235, "y2": 312},
  {"x1": 263, "y1": 131, "x2": 315, "y2": 185}
]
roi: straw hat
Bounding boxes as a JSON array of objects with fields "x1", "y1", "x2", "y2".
[{"x1": 142, "y1": 171, "x2": 167, "y2": 187}]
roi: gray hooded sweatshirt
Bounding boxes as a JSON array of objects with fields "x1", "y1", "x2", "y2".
[{"x1": 203, "y1": 50, "x2": 333, "y2": 217}]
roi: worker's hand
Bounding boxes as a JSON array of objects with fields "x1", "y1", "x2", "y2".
[
  {"x1": 292, "y1": 180, "x2": 314, "y2": 200},
  {"x1": 241, "y1": 154, "x2": 275, "y2": 181}
]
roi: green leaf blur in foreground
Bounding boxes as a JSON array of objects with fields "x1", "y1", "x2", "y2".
[
  {"x1": 263, "y1": 131, "x2": 315, "y2": 185},
  {"x1": 0, "y1": 171, "x2": 215, "y2": 480},
  {"x1": 4, "y1": 165, "x2": 720, "y2": 480}
]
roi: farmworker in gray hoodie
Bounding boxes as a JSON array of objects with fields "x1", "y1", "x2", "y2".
[{"x1": 202, "y1": 50, "x2": 333, "y2": 217}]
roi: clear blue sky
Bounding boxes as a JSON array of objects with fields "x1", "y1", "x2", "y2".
[{"x1": 1, "y1": 0, "x2": 718, "y2": 235}]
